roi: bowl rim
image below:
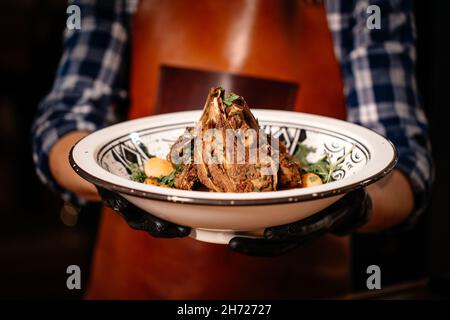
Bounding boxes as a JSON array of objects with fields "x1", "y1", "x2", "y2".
[{"x1": 69, "y1": 110, "x2": 398, "y2": 206}]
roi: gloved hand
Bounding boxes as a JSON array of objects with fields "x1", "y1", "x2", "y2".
[
  {"x1": 96, "y1": 186, "x2": 191, "y2": 238},
  {"x1": 228, "y1": 188, "x2": 372, "y2": 257},
  {"x1": 96, "y1": 186, "x2": 370, "y2": 255}
]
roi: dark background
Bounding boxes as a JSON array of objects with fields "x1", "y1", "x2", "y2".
[{"x1": 0, "y1": 0, "x2": 448, "y2": 299}]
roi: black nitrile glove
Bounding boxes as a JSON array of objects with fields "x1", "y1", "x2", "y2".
[
  {"x1": 97, "y1": 186, "x2": 191, "y2": 238},
  {"x1": 228, "y1": 188, "x2": 372, "y2": 257}
]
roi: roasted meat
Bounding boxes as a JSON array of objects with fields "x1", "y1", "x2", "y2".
[
  {"x1": 167, "y1": 127, "x2": 199, "y2": 190},
  {"x1": 194, "y1": 87, "x2": 278, "y2": 192},
  {"x1": 278, "y1": 142, "x2": 303, "y2": 189},
  {"x1": 168, "y1": 87, "x2": 302, "y2": 192}
]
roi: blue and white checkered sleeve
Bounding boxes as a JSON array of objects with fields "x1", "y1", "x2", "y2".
[
  {"x1": 31, "y1": 0, "x2": 131, "y2": 206},
  {"x1": 326, "y1": 0, "x2": 434, "y2": 229}
]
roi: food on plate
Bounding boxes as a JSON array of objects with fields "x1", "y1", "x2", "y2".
[
  {"x1": 190, "y1": 87, "x2": 278, "y2": 192},
  {"x1": 129, "y1": 87, "x2": 350, "y2": 191},
  {"x1": 301, "y1": 173, "x2": 323, "y2": 188},
  {"x1": 144, "y1": 157, "x2": 174, "y2": 178}
]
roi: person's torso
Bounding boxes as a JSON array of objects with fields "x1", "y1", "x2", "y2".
[{"x1": 86, "y1": 0, "x2": 351, "y2": 300}]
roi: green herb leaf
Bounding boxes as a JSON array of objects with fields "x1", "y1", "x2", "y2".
[
  {"x1": 306, "y1": 154, "x2": 332, "y2": 182},
  {"x1": 293, "y1": 143, "x2": 355, "y2": 184},
  {"x1": 175, "y1": 164, "x2": 184, "y2": 173},
  {"x1": 156, "y1": 166, "x2": 181, "y2": 187},
  {"x1": 253, "y1": 187, "x2": 261, "y2": 192},
  {"x1": 129, "y1": 163, "x2": 147, "y2": 183},
  {"x1": 293, "y1": 143, "x2": 317, "y2": 167},
  {"x1": 156, "y1": 172, "x2": 174, "y2": 187},
  {"x1": 223, "y1": 93, "x2": 241, "y2": 107}
]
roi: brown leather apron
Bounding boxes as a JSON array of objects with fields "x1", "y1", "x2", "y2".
[{"x1": 86, "y1": 0, "x2": 350, "y2": 299}]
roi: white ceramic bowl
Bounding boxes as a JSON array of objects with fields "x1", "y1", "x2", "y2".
[{"x1": 70, "y1": 110, "x2": 397, "y2": 244}]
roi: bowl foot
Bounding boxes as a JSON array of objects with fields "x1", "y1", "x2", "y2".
[{"x1": 189, "y1": 228, "x2": 264, "y2": 244}]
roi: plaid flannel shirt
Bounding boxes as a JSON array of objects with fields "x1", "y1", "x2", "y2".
[{"x1": 32, "y1": 0, "x2": 433, "y2": 229}]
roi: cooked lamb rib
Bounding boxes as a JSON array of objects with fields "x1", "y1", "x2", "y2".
[
  {"x1": 168, "y1": 87, "x2": 302, "y2": 192},
  {"x1": 194, "y1": 87, "x2": 278, "y2": 192},
  {"x1": 278, "y1": 142, "x2": 303, "y2": 189},
  {"x1": 167, "y1": 127, "x2": 199, "y2": 190}
]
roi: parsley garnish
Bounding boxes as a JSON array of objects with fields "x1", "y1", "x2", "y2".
[
  {"x1": 293, "y1": 143, "x2": 355, "y2": 183},
  {"x1": 156, "y1": 171, "x2": 176, "y2": 187},
  {"x1": 129, "y1": 163, "x2": 147, "y2": 183},
  {"x1": 294, "y1": 144, "x2": 317, "y2": 167},
  {"x1": 223, "y1": 93, "x2": 241, "y2": 107},
  {"x1": 306, "y1": 154, "x2": 333, "y2": 183},
  {"x1": 175, "y1": 164, "x2": 184, "y2": 173},
  {"x1": 156, "y1": 165, "x2": 183, "y2": 187}
]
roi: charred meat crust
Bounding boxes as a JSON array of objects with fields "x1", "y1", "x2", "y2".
[{"x1": 168, "y1": 87, "x2": 302, "y2": 192}]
